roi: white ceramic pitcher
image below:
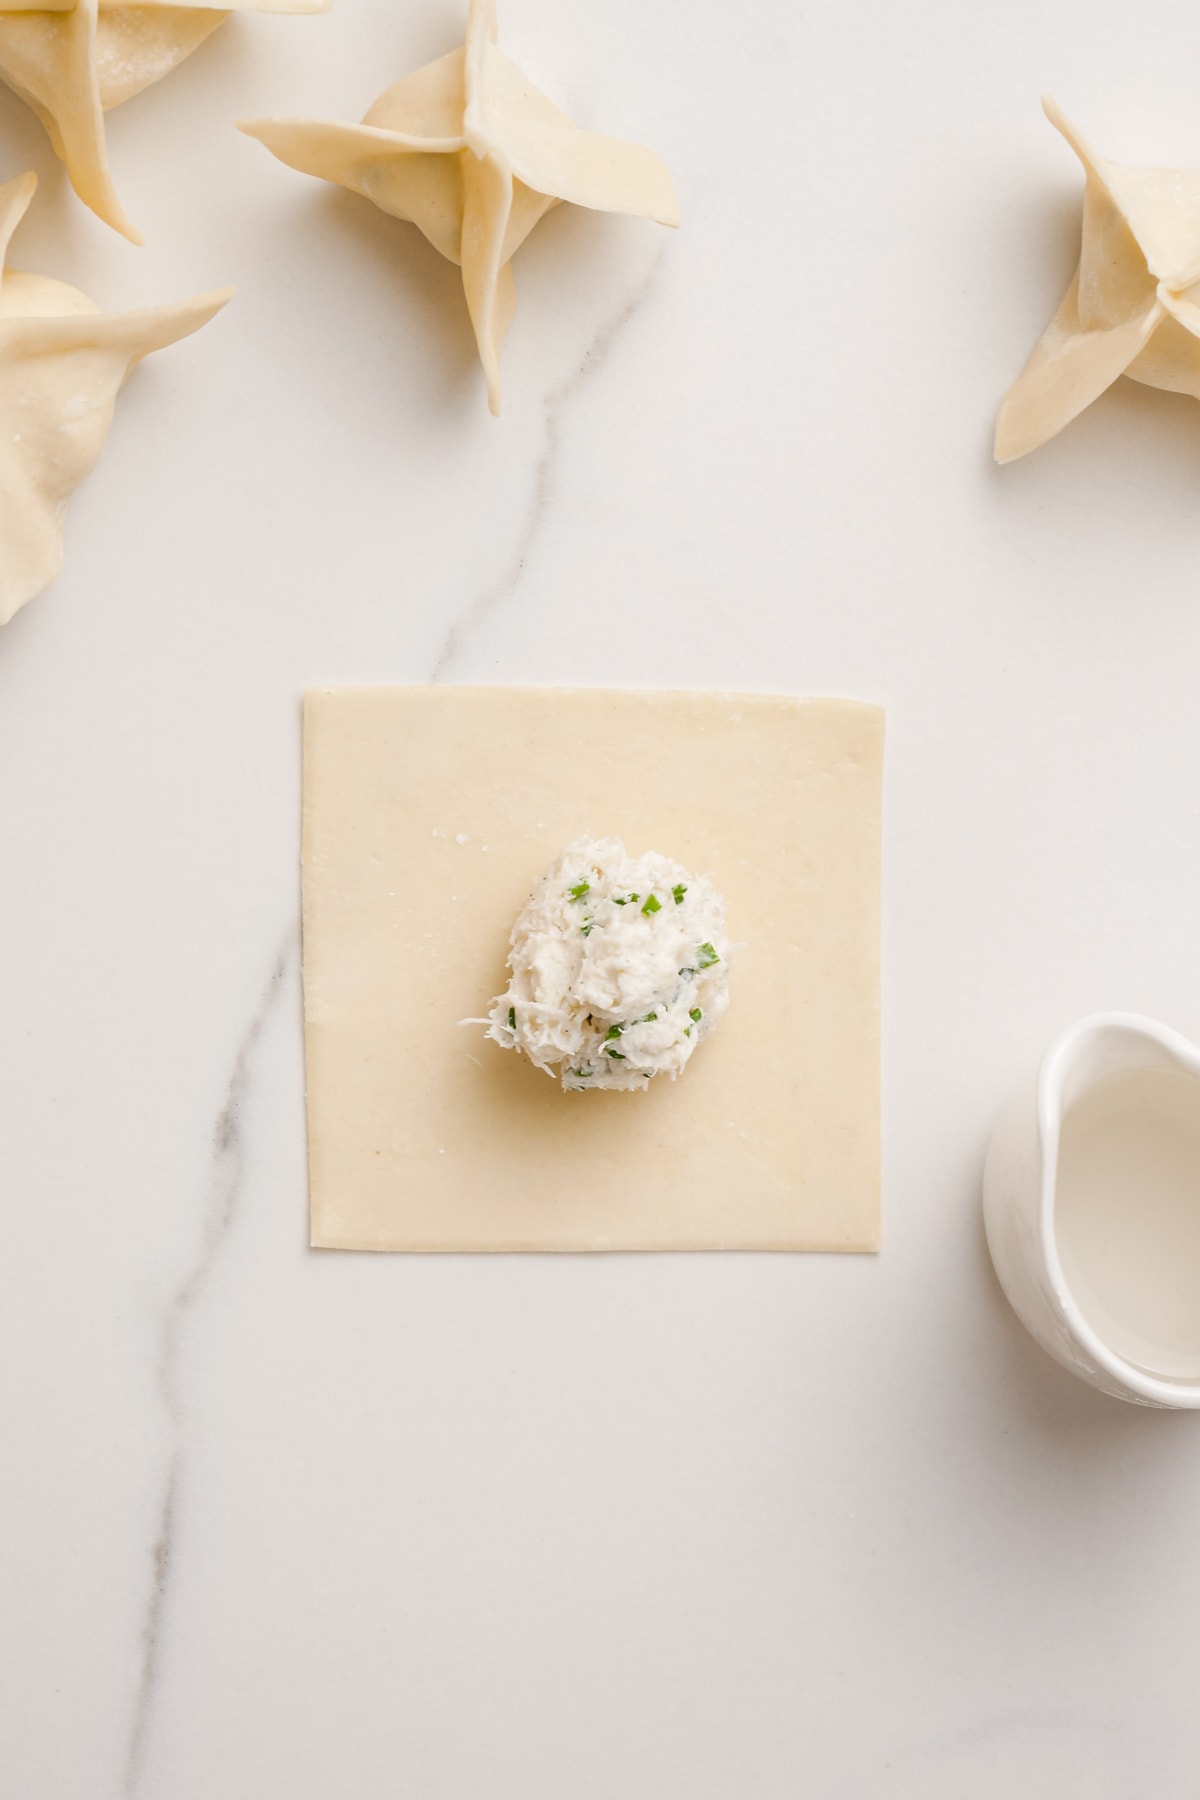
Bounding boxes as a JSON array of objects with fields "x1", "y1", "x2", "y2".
[{"x1": 983, "y1": 1012, "x2": 1200, "y2": 1408}]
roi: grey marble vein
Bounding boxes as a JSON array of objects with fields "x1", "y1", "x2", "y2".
[
  {"x1": 430, "y1": 244, "x2": 669, "y2": 682},
  {"x1": 123, "y1": 926, "x2": 297, "y2": 1796}
]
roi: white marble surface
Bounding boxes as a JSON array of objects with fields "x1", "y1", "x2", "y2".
[{"x1": 4, "y1": 0, "x2": 1200, "y2": 1793}]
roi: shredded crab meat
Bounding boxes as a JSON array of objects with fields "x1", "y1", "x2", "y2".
[{"x1": 486, "y1": 834, "x2": 731, "y2": 1092}]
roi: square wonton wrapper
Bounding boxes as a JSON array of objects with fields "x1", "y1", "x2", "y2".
[{"x1": 303, "y1": 687, "x2": 884, "y2": 1253}]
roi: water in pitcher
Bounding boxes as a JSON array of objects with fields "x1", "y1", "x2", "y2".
[{"x1": 1055, "y1": 1066, "x2": 1200, "y2": 1382}]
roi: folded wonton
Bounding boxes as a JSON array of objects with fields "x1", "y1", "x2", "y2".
[
  {"x1": 0, "y1": 170, "x2": 232, "y2": 624},
  {"x1": 997, "y1": 99, "x2": 1200, "y2": 462},
  {"x1": 240, "y1": 0, "x2": 679, "y2": 414},
  {"x1": 0, "y1": 0, "x2": 329, "y2": 243}
]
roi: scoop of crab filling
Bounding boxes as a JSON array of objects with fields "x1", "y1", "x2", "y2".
[{"x1": 486, "y1": 835, "x2": 731, "y2": 1091}]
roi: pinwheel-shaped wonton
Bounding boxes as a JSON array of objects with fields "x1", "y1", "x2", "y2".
[
  {"x1": 0, "y1": 170, "x2": 231, "y2": 624},
  {"x1": 239, "y1": 0, "x2": 679, "y2": 413},
  {"x1": 998, "y1": 100, "x2": 1200, "y2": 461},
  {"x1": 0, "y1": 0, "x2": 328, "y2": 243}
]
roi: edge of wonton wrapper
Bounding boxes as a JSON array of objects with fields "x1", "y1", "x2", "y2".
[
  {"x1": 0, "y1": 286, "x2": 235, "y2": 625},
  {"x1": 0, "y1": 170, "x2": 234, "y2": 625},
  {"x1": 0, "y1": 167, "x2": 38, "y2": 266}
]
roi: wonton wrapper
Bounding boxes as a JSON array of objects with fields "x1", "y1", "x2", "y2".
[
  {"x1": 303, "y1": 686, "x2": 884, "y2": 1254},
  {"x1": 240, "y1": 0, "x2": 679, "y2": 413},
  {"x1": 0, "y1": 0, "x2": 328, "y2": 243},
  {"x1": 0, "y1": 170, "x2": 232, "y2": 624},
  {"x1": 997, "y1": 99, "x2": 1200, "y2": 461}
]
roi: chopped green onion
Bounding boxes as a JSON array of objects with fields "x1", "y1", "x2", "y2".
[
  {"x1": 508, "y1": 1007, "x2": 516, "y2": 1029},
  {"x1": 690, "y1": 1007, "x2": 702, "y2": 1022},
  {"x1": 571, "y1": 1067, "x2": 593, "y2": 1079},
  {"x1": 581, "y1": 923, "x2": 593, "y2": 937},
  {"x1": 568, "y1": 881, "x2": 590, "y2": 902},
  {"x1": 678, "y1": 966, "x2": 696, "y2": 979},
  {"x1": 605, "y1": 1024, "x2": 624, "y2": 1041},
  {"x1": 684, "y1": 1027, "x2": 691, "y2": 1037},
  {"x1": 642, "y1": 893, "x2": 662, "y2": 915},
  {"x1": 697, "y1": 942, "x2": 720, "y2": 968},
  {"x1": 672, "y1": 883, "x2": 687, "y2": 905},
  {"x1": 605, "y1": 1047, "x2": 626, "y2": 1060},
  {"x1": 639, "y1": 1012, "x2": 658, "y2": 1023}
]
